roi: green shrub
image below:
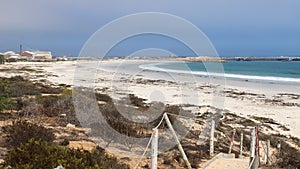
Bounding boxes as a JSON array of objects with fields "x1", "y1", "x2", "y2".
[
  {"x1": 0, "y1": 76, "x2": 62, "y2": 98},
  {"x1": 2, "y1": 121, "x2": 55, "y2": 147},
  {"x1": 128, "y1": 94, "x2": 147, "y2": 109},
  {"x1": 274, "y1": 139, "x2": 300, "y2": 168},
  {"x1": 98, "y1": 102, "x2": 141, "y2": 137},
  {"x1": 36, "y1": 95, "x2": 60, "y2": 108},
  {"x1": 4, "y1": 139, "x2": 129, "y2": 169},
  {"x1": 57, "y1": 90, "x2": 79, "y2": 126},
  {"x1": 1, "y1": 76, "x2": 40, "y2": 97},
  {"x1": 35, "y1": 89, "x2": 80, "y2": 126},
  {"x1": 95, "y1": 93, "x2": 112, "y2": 103},
  {"x1": 0, "y1": 94, "x2": 13, "y2": 112}
]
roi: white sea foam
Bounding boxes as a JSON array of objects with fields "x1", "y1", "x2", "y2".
[{"x1": 139, "y1": 62, "x2": 300, "y2": 83}]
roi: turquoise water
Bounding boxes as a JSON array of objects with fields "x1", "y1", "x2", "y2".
[
  {"x1": 187, "y1": 61, "x2": 300, "y2": 78},
  {"x1": 141, "y1": 61, "x2": 300, "y2": 83}
]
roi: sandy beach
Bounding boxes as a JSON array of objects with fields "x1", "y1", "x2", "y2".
[
  {"x1": 0, "y1": 59, "x2": 299, "y2": 168},
  {"x1": 2, "y1": 59, "x2": 298, "y2": 138}
]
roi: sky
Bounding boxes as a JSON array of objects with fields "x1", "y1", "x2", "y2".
[{"x1": 0, "y1": 0, "x2": 300, "y2": 57}]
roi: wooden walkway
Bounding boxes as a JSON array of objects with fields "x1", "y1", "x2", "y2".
[{"x1": 200, "y1": 153, "x2": 251, "y2": 169}]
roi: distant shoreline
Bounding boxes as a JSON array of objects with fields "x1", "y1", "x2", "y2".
[
  {"x1": 223, "y1": 56, "x2": 300, "y2": 62},
  {"x1": 2, "y1": 55, "x2": 300, "y2": 64},
  {"x1": 64, "y1": 56, "x2": 300, "y2": 63}
]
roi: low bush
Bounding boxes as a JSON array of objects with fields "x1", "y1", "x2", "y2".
[
  {"x1": 98, "y1": 102, "x2": 142, "y2": 137},
  {"x1": 95, "y1": 93, "x2": 112, "y2": 103},
  {"x1": 0, "y1": 94, "x2": 13, "y2": 112},
  {"x1": 128, "y1": 94, "x2": 147, "y2": 109},
  {"x1": 0, "y1": 76, "x2": 62, "y2": 98},
  {"x1": 0, "y1": 80, "x2": 14, "y2": 112},
  {"x1": 35, "y1": 89, "x2": 80, "y2": 126},
  {"x1": 56, "y1": 89, "x2": 79, "y2": 126},
  {"x1": 275, "y1": 140, "x2": 300, "y2": 168},
  {"x1": 1, "y1": 76, "x2": 41, "y2": 97},
  {"x1": 4, "y1": 139, "x2": 129, "y2": 169},
  {"x1": 2, "y1": 121, "x2": 55, "y2": 148}
]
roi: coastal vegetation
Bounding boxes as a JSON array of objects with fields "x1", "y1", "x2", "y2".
[
  {"x1": 4, "y1": 138, "x2": 129, "y2": 169},
  {"x1": 0, "y1": 77, "x2": 129, "y2": 169},
  {"x1": 0, "y1": 76, "x2": 299, "y2": 168},
  {"x1": 0, "y1": 94, "x2": 12, "y2": 113},
  {"x1": 2, "y1": 121, "x2": 55, "y2": 148}
]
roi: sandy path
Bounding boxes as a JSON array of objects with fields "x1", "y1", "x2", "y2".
[{"x1": 204, "y1": 158, "x2": 250, "y2": 169}]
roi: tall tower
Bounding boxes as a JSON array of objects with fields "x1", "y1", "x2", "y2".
[{"x1": 19, "y1": 44, "x2": 23, "y2": 55}]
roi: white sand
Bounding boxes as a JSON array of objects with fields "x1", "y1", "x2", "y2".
[{"x1": 1, "y1": 60, "x2": 299, "y2": 138}]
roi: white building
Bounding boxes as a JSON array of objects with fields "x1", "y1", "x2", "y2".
[
  {"x1": 3, "y1": 51, "x2": 20, "y2": 60},
  {"x1": 1, "y1": 50, "x2": 53, "y2": 61},
  {"x1": 20, "y1": 51, "x2": 34, "y2": 59},
  {"x1": 32, "y1": 51, "x2": 52, "y2": 60},
  {"x1": 3, "y1": 51, "x2": 17, "y2": 56}
]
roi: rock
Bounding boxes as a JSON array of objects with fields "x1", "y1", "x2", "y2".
[
  {"x1": 66, "y1": 123, "x2": 76, "y2": 129},
  {"x1": 59, "y1": 114, "x2": 67, "y2": 117},
  {"x1": 54, "y1": 165, "x2": 65, "y2": 169},
  {"x1": 68, "y1": 141, "x2": 96, "y2": 151}
]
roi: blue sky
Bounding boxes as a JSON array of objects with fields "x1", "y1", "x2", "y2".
[{"x1": 0, "y1": 0, "x2": 299, "y2": 57}]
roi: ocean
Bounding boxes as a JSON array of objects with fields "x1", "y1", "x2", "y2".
[{"x1": 140, "y1": 61, "x2": 300, "y2": 84}]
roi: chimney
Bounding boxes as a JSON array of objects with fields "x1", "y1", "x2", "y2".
[{"x1": 19, "y1": 44, "x2": 23, "y2": 55}]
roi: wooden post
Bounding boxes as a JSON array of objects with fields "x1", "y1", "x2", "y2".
[
  {"x1": 249, "y1": 128, "x2": 258, "y2": 169},
  {"x1": 263, "y1": 142, "x2": 267, "y2": 164},
  {"x1": 239, "y1": 132, "x2": 243, "y2": 158},
  {"x1": 255, "y1": 127, "x2": 260, "y2": 167},
  {"x1": 250, "y1": 128, "x2": 255, "y2": 168},
  {"x1": 210, "y1": 120, "x2": 215, "y2": 156},
  {"x1": 164, "y1": 113, "x2": 192, "y2": 169},
  {"x1": 228, "y1": 129, "x2": 236, "y2": 154},
  {"x1": 277, "y1": 140, "x2": 281, "y2": 154},
  {"x1": 266, "y1": 140, "x2": 271, "y2": 165},
  {"x1": 151, "y1": 128, "x2": 158, "y2": 169}
]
